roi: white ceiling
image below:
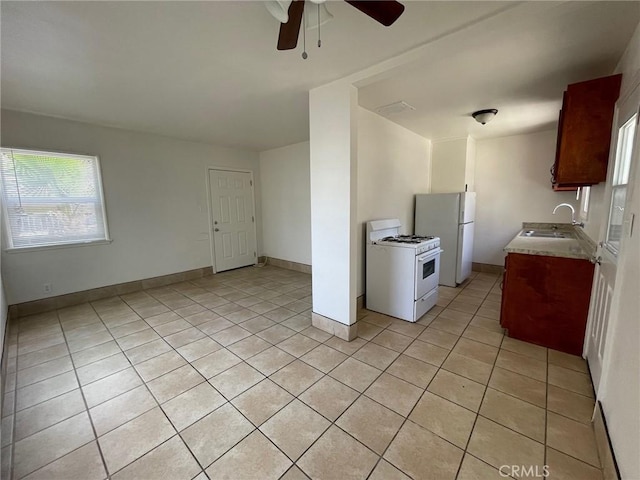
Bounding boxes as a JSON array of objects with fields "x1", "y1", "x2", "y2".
[
  {"x1": 1, "y1": 1, "x2": 638, "y2": 151},
  {"x1": 358, "y1": 1, "x2": 640, "y2": 142}
]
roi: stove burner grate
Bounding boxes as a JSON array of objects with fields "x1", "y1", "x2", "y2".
[{"x1": 380, "y1": 234, "x2": 436, "y2": 244}]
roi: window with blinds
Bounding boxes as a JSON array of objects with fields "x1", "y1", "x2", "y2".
[{"x1": 0, "y1": 148, "x2": 110, "y2": 249}]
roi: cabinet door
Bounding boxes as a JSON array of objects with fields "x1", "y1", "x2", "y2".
[
  {"x1": 501, "y1": 253, "x2": 594, "y2": 355},
  {"x1": 499, "y1": 255, "x2": 510, "y2": 329},
  {"x1": 554, "y1": 74, "x2": 622, "y2": 187},
  {"x1": 551, "y1": 93, "x2": 566, "y2": 185}
]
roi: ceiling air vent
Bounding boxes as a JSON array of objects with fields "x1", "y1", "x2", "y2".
[{"x1": 375, "y1": 101, "x2": 416, "y2": 116}]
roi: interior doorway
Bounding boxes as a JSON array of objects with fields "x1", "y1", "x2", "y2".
[
  {"x1": 584, "y1": 82, "x2": 639, "y2": 391},
  {"x1": 208, "y1": 168, "x2": 258, "y2": 272}
]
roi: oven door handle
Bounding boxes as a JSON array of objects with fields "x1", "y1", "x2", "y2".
[{"x1": 417, "y1": 249, "x2": 442, "y2": 263}]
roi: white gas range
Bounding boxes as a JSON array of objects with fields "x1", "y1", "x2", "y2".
[{"x1": 366, "y1": 219, "x2": 442, "y2": 322}]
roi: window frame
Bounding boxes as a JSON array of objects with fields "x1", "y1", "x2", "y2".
[
  {"x1": 604, "y1": 114, "x2": 637, "y2": 256},
  {"x1": 0, "y1": 147, "x2": 111, "y2": 252},
  {"x1": 578, "y1": 186, "x2": 591, "y2": 223}
]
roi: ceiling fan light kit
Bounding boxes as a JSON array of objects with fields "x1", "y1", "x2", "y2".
[
  {"x1": 269, "y1": 0, "x2": 405, "y2": 59},
  {"x1": 265, "y1": 0, "x2": 292, "y2": 23},
  {"x1": 472, "y1": 108, "x2": 498, "y2": 125},
  {"x1": 305, "y1": 2, "x2": 333, "y2": 30}
]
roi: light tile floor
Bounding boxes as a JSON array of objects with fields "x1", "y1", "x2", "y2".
[{"x1": 1, "y1": 266, "x2": 603, "y2": 479}]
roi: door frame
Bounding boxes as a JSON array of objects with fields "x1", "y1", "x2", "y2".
[
  {"x1": 206, "y1": 166, "x2": 258, "y2": 273},
  {"x1": 583, "y1": 77, "x2": 640, "y2": 393}
]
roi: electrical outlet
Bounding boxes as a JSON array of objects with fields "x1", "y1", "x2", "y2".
[{"x1": 43, "y1": 283, "x2": 52, "y2": 294}]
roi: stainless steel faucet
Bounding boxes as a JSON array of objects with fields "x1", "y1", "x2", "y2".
[{"x1": 553, "y1": 203, "x2": 584, "y2": 228}]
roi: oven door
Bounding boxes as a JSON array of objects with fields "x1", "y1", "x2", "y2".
[{"x1": 415, "y1": 249, "x2": 441, "y2": 300}]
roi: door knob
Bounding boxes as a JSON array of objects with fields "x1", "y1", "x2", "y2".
[{"x1": 214, "y1": 228, "x2": 219, "y2": 232}]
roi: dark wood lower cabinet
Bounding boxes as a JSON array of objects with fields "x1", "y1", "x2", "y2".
[{"x1": 500, "y1": 253, "x2": 594, "y2": 355}]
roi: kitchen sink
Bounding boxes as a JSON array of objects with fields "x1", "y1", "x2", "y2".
[{"x1": 520, "y1": 230, "x2": 574, "y2": 239}]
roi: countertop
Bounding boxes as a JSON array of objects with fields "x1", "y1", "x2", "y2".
[{"x1": 504, "y1": 222, "x2": 596, "y2": 260}]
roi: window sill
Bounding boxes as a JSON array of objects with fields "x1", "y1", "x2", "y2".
[{"x1": 5, "y1": 239, "x2": 113, "y2": 253}]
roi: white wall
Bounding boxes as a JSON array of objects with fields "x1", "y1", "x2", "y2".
[
  {"x1": 259, "y1": 141, "x2": 311, "y2": 265},
  {"x1": 465, "y1": 137, "x2": 477, "y2": 192},
  {"x1": 473, "y1": 130, "x2": 578, "y2": 265},
  {"x1": 431, "y1": 137, "x2": 475, "y2": 193},
  {"x1": 1, "y1": 110, "x2": 261, "y2": 304},
  {"x1": 357, "y1": 107, "x2": 431, "y2": 296},
  {"x1": 309, "y1": 82, "x2": 359, "y2": 326},
  {"x1": 584, "y1": 24, "x2": 640, "y2": 243}
]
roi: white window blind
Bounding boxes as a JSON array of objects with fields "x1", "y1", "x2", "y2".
[{"x1": 0, "y1": 148, "x2": 110, "y2": 249}]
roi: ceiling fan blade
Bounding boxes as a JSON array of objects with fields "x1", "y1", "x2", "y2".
[
  {"x1": 277, "y1": 0, "x2": 305, "y2": 50},
  {"x1": 344, "y1": 0, "x2": 405, "y2": 27}
]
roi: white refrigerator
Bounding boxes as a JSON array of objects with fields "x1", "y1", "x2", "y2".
[{"x1": 414, "y1": 192, "x2": 476, "y2": 287}]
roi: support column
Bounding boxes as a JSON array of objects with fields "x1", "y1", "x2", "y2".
[{"x1": 309, "y1": 81, "x2": 358, "y2": 340}]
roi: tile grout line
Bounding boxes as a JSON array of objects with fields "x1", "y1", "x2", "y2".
[
  {"x1": 168, "y1": 324, "x2": 374, "y2": 474},
  {"x1": 174, "y1": 314, "x2": 318, "y2": 472},
  {"x1": 380, "y1": 278, "x2": 497, "y2": 472},
  {"x1": 544, "y1": 346, "x2": 549, "y2": 471},
  {"x1": 12, "y1": 308, "x2": 111, "y2": 480},
  {"x1": 65, "y1": 301, "x2": 122, "y2": 480},
  {"x1": 69, "y1": 274, "x2": 293, "y2": 477},
  {"x1": 360, "y1": 273, "x2": 493, "y2": 479},
  {"x1": 10, "y1": 272, "x2": 476, "y2": 478},
  {"x1": 11, "y1": 268, "x2": 600, "y2": 479},
  {"x1": 7, "y1": 332, "x2": 18, "y2": 480},
  {"x1": 454, "y1": 279, "x2": 602, "y2": 474},
  {"x1": 374, "y1": 278, "x2": 493, "y2": 479},
  {"x1": 250, "y1": 352, "x2": 379, "y2": 474},
  {"x1": 16, "y1": 317, "x2": 145, "y2": 463},
  {"x1": 81, "y1": 285, "x2": 282, "y2": 477},
  {"x1": 93, "y1": 274, "x2": 314, "y2": 477},
  {"x1": 360, "y1": 312, "x2": 600, "y2": 473},
  {"x1": 149, "y1": 400, "x2": 209, "y2": 476},
  {"x1": 455, "y1": 307, "x2": 505, "y2": 480},
  {"x1": 452, "y1": 276, "x2": 507, "y2": 478},
  {"x1": 25, "y1": 276, "x2": 358, "y2": 474},
  {"x1": 456, "y1": 277, "x2": 563, "y2": 474}
]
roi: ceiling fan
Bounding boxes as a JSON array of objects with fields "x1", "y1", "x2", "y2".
[{"x1": 266, "y1": 0, "x2": 405, "y2": 51}]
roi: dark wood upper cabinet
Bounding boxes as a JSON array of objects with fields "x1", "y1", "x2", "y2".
[{"x1": 551, "y1": 74, "x2": 622, "y2": 191}]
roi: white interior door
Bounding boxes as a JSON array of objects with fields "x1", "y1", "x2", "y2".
[
  {"x1": 585, "y1": 84, "x2": 638, "y2": 390},
  {"x1": 209, "y1": 169, "x2": 257, "y2": 272}
]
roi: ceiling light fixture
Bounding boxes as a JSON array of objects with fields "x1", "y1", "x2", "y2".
[
  {"x1": 265, "y1": 1, "x2": 333, "y2": 30},
  {"x1": 266, "y1": 0, "x2": 332, "y2": 58},
  {"x1": 305, "y1": 2, "x2": 333, "y2": 30},
  {"x1": 265, "y1": 0, "x2": 292, "y2": 23},
  {"x1": 472, "y1": 109, "x2": 498, "y2": 125}
]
